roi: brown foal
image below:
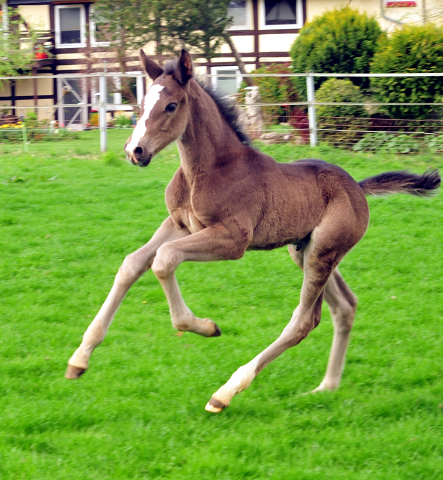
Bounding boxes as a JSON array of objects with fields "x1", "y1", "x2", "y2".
[{"x1": 66, "y1": 50, "x2": 440, "y2": 413}]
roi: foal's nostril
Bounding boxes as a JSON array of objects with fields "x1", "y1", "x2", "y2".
[{"x1": 133, "y1": 146, "x2": 144, "y2": 159}]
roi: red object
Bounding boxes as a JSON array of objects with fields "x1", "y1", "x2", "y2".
[
  {"x1": 35, "y1": 52, "x2": 48, "y2": 59},
  {"x1": 386, "y1": 1, "x2": 416, "y2": 6}
]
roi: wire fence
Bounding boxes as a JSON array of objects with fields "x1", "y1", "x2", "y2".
[
  {"x1": 252, "y1": 109, "x2": 443, "y2": 153},
  {"x1": 1, "y1": 71, "x2": 443, "y2": 154}
]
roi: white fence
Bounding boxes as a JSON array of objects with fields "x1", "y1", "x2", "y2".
[{"x1": 1, "y1": 71, "x2": 443, "y2": 152}]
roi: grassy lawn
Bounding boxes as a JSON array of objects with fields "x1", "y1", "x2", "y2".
[{"x1": 1, "y1": 130, "x2": 442, "y2": 479}]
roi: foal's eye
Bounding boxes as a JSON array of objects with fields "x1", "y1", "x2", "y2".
[{"x1": 165, "y1": 103, "x2": 178, "y2": 113}]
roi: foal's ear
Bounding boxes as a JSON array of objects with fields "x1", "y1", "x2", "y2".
[
  {"x1": 176, "y1": 49, "x2": 193, "y2": 85},
  {"x1": 139, "y1": 49, "x2": 164, "y2": 80}
]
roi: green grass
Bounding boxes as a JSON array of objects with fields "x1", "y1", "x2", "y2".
[{"x1": 1, "y1": 131, "x2": 442, "y2": 479}]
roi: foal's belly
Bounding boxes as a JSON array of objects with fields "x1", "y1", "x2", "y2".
[{"x1": 249, "y1": 223, "x2": 313, "y2": 251}]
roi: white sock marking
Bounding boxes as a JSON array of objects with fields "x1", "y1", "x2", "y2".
[
  {"x1": 126, "y1": 84, "x2": 165, "y2": 155},
  {"x1": 212, "y1": 354, "x2": 262, "y2": 407}
]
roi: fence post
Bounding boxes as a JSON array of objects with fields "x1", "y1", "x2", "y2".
[
  {"x1": 22, "y1": 122, "x2": 28, "y2": 153},
  {"x1": 306, "y1": 73, "x2": 318, "y2": 147},
  {"x1": 99, "y1": 73, "x2": 107, "y2": 152}
]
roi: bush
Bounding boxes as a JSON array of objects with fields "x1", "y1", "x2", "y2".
[
  {"x1": 370, "y1": 24, "x2": 443, "y2": 119},
  {"x1": 114, "y1": 114, "x2": 133, "y2": 128},
  {"x1": 315, "y1": 79, "x2": 368, "y2": 148},
  {"x1": 0, "y1": 124, "x2": 23, "y2": 142},
  {"x1": 384, "y1": 134, "x2": 420, "y2": 154},
  {"x1": 316, "y1": 79, "x2": 366, "y2": 118},
  {"x1": 353, "y1": 132, "x2": 420, "y2": 153},
  {"x1": 427, "y1": 134, "x2": 443, "y2": 153},
  {"x1": 89, "y1": 111, "x2": 99, "y2": 127},
  {"x1": 353, "y1": 132, "x2": 391, "y2": 152},
  {"x1": 240, "y1": 63, "x2": 298, "y2": 124},
  {"x1": 290, "y1": 7, "x2": 384, "y2": 99},
  {"x1": 24, "y1": 111, "x2": 39, "y2": 129}
]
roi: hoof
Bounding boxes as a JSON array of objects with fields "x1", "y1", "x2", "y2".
[
  {"x1": 211, "y1": 324, "x2": 222, "y2": 337},
  {"x1": 65, "y1": 365, "x2": 87, "y2": 379},
  {"x1": 304, "y1": 383, "x2": 337, "y2": 395},
  {"x1": 204, "y1": 396, "x2": 227, "y2": 413}
]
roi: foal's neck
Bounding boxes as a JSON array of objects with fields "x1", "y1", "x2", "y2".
[{"x1": 177, "y1": 80, "x2": 245, "y2": 180}]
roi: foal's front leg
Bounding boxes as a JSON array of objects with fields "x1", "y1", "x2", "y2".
[
  {"x1": 151, "y1": 225, "x2": 250, "y2": 337},
  {"x1": 65, "y1": 217, "x2": 188, "y2": 379}
]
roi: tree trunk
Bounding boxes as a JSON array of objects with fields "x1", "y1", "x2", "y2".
[
  {"x1": 116, "y1": 45, "x2": 138, "y2": 108},
  {"x1": 222, "y1": 33, "x2": 253, "y2": 87}
]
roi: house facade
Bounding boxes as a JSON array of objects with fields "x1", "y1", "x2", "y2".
[{"x1": 0, "y1": 0, "x2": 435, "y2": 126}]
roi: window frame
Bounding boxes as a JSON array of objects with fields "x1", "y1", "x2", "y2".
[
  {"x1": 89, "y1": 5, "x2": 111, "y2": 47},
  {"x1": 259, "y1": 0, "x2": 303, "y2": 30},
  {"x1": 227, "y1": 0, "x2": 253, "y2": 31},
  {"x1": 211, "y1": 66, "x2": 242, "y2": 96},
  {"x1": 55, "y1": 4, "x2": 86, "y2": 49}
]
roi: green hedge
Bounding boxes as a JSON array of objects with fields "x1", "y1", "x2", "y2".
[
  {"x1": 370, "y1": 24, "x2": 443, "y2": 119},
  {"x1": 290, "y1": 7, "x2": 384, "y2": 99}
]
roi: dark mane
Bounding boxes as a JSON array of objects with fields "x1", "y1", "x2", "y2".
[
  {"x1": 163, "y1": 59, "x2": 251, "y2": 146},
  {"x1": 198, "y1": 80, "x2": 251, "y2": 146}
]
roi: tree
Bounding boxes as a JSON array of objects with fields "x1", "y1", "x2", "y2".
[
  {"x1": 156, "y1": 0, "x2": 253, "y2": 84},
  {"x1": 0, "y1": 8, "x2": 42, "y2": 82},
  {"x1": 92, "y1": 1, "x2": 156, "y2": 104},
  {"x1": 93, "y1": 0, "x2": 253, "y2": 99}
]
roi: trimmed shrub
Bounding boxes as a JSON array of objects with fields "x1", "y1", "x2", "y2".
[
  {"x1": 290, "y1": 7, "x2": 384, "y2": 99},
  {"x1": 315, "y1": 78, "x2": 368, "y2": 148},
  {"x1": 370, "y1": 24, "x2": 443, "y2": 119},
  {"x1": 240, "y1": 63, "x2": 298, "y2": 124},
  {"x1": 316, "y1": 78, "x2": 366, "y2": 118}
]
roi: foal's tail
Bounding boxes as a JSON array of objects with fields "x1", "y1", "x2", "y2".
[{"x1": 359, "y1": 170, "x2": 441, "y2": 197}]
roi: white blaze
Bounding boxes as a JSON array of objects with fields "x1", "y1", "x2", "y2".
[{"x1": 125, "y1": 84, "x2": 165, "y2": 155}]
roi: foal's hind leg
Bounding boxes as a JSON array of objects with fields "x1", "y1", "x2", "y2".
[
  {"x1": 205, "y1": 232, "x2": 346, "y2": 413},
  {"x1": 289, "y1": 246, "x2": 357, "y2": 392},
  {"x1": 312, "y1": 269, "x2": 357, "y2": 392},
  {"x1": 65, "y1": 217, "x2": 188, "y2": 379}
]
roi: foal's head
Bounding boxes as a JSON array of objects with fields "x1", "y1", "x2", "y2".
[{"x1": 125, "y1": 49, "x2": 194, "y2": 167}]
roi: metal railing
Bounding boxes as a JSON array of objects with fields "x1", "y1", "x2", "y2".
[{"x1": 1, "y1": 71, "x2": 443, "y2": 152}]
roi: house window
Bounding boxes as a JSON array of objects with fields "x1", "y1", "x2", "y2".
[
  {"x1": 260, "y1": 0, "x2": 303, "y2": 29},
  {"x1": 228, "y1": 1, "x2": 250, "y2": 29},
  {"x1": 212, "y1": 67, "x2": 241, "y2": 96},
  {"x1": 90, "y1": 6, "x2": 111, "y2": 47},
  {"x1": 55, "y1": 5, "x2": 86, "y2": 48}
]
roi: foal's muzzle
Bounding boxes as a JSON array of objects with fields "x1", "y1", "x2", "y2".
[{"x1": 127, "y1": 145, "x2": 153, "y2": 167}]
